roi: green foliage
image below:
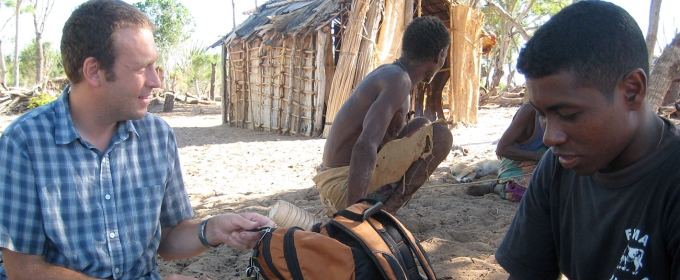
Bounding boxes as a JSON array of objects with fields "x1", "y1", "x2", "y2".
[
  {"x1": 481, "y1": 0, "x2": 570, "y2": 85},
  {"x1": 14, "y1": 39, "x2": 63, "y2": 86},
  {"x1": 167, "y1": 41, "x2": 220, "y2": 94},
  {"x1": 27, "y1": 93, "x2": 56, "y2": 109},
  {"x1": 133, "y1": 0, "x2": 195, "y2": 53},
  {"x1": 187, "y1": 46, "x2": 218, "y2": 84},
  {"x1": 531, "y1": 0, "x2": 569, "y2": 17}
]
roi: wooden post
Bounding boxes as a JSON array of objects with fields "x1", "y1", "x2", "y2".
[
  {"x1": 242, "y1": 42, "x2": 250, "y2": 129},
  {"x1": 223, "y1": 44, "x2": 232, "y2": 125},
  {"x1": 417, "y1": 0, "x2": 422, "y2": 17},
  {"x1": 210, "y1": 62, "x2": 216, "y2": 101},
  {"x1": 313, "y1": 27, "x2": 329, "y2": 137},
  {"x1": 163, "y1": 93, "x2": 174, "y2": 112},
  {"x1": 284, "y1": 34, "x2": 298, "y2": 135}
]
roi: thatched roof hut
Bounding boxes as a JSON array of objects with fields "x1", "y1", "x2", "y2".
[{"x1": 215, "y1": 0, "x2": 485, "y2": 137}]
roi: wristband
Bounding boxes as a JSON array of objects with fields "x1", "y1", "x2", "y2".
[{"x1": 198, "y1": 218, "x2": 219, "y2": 248}]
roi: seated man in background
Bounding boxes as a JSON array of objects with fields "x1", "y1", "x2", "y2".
[
  {"x1": 0, "y1": 1, "x2": 273, "y2": 279},
  {"x1": 314, "y1": 16, "x2": 454, "y2": 217},
  {"x1": 466, "y1": 102, "x2": 547, "y2": 201},
  {"x1": 496, "y1": 1, "x2": 680, "y2": 279}
]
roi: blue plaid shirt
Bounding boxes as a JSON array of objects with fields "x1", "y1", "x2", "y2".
[{"x1": 0, "y1": 89, "x2": 194, "y2": 279}]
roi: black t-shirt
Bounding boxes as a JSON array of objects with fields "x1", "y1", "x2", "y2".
[{"x1": 496, "y1": 118, "x2": 680, "y2": 280}]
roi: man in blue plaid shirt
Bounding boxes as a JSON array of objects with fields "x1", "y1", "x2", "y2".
[{"x1": 0, "y1": 0, "x2": 273, "y2": 279}]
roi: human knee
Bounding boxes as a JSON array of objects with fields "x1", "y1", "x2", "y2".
[
  {"x1": 432, "y1": 122, "x2": 453, "y2": 150},
  {"x1": 408, "y1": 117, "x2": 431, "y2": 129}
]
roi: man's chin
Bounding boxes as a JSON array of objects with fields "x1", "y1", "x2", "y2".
[{"x1": 130, "y1": 110, "x2": 148, "y2": 120}]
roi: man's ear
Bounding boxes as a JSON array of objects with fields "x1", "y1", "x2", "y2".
[
  {"x1": 621, "y1": 68, "x2": 646, "y2": 109},
  {"x1": 434, "y1": 48, "x2": 445, "y2": 64},
  {"x1": 82, "y1": 57, "x2": 101, "y2": 88}
]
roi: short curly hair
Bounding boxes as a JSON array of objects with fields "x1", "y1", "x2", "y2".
[
  {"x1": 517, "y1": 1, "x2": 648, "y2": 99},
  {"x1": 401, "y1": 16, "x2": 451, "y2": 62},
  {"x1": 61, "y1": 0, "x2": 154, "y2": 84}
]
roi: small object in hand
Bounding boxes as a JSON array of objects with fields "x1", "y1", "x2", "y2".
[{"x1": 246, "y1": 227, "x2": 270, "y2": 232}]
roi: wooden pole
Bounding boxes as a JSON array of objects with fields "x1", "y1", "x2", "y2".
[
  {"x1": 232, "y1": 0, "x2": 236, "y2": 30},
  {"x1": 210, "y1": 62, "x2": 216, "y2": 100},
  {"x1": 313, "y1": 27, "x2": 329, "y2": 137},
  {"x1": 226, "y1": 46, "x2": 234, "y2": 125},
  {"x1": 417, "y1": 0, "x2": 421, "y2": 17},
  {"x1": 239, "y1": 43, "x2": 249, "y2": 128},
  {"x1": 284, "y1": 34, "x2": 298, "y2": 135},
  {"x1": 404, "y1": 0, "x2": 413, "y2": 28}
]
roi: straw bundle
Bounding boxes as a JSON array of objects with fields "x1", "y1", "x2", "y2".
[
  {"x1": 375, "y1": 0, "x2": 407, "y2": 65},
  {"x1": 322, "y1": 0, "x2": 371, "y2": 137},
  {"x1": 448, "y1": 5, "x2": 484, "y2": 124},
  {"x1": 353, "y1": 0, "x2": 384, "y2": 89}
]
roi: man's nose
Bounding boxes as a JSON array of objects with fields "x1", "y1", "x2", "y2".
[
  {"x1": 541, "y1": 119, "x2": 567, "y2": 147},
  {"x1": 148, "y1": 66, "x2": 162, "y2": 89}
]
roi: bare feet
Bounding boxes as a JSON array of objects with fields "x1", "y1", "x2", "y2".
[{"x1": 466, "y1": 182, "x2": 496, "y2": 196}]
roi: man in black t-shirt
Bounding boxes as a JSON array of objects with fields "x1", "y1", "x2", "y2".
[{"x1": 496, "y1": 1, "x2": 680, "y2": 279}]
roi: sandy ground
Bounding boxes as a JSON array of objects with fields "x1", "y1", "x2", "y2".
[{"x1": 0, "y1": 101, "x2": 521, "y2": 279}]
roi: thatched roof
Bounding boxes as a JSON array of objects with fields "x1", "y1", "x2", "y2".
[{"x1": 210, "y1": 0, "x2": 343, "y2": 49}]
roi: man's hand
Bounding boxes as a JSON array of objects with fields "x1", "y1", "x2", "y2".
[{"x1": 208, "y1": 213, "x2": 275, "y2": 250}]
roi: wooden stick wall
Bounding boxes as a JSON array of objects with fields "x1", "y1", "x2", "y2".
[{"x1": 226, "y1": 34, "x2": 320, "y2": 136}]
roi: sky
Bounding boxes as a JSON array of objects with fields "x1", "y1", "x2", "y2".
[{"x1": 1, "y1": 0, "x2": 678, "y2": 57}]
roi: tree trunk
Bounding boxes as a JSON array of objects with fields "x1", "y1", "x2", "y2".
[
  {"x1": 426, "y1": 70, "x2": 449, "y2": 121},
  {"x1": 34, "y1": 18, "x2": 45, "y2": 85},
  {"x1": 13, "y1": 0, "x2": 22, "y2": 88},
  {"x1": 35, "y1": 34, "x2": 44, "y2": 85},
  {"x1": 661, "y1": 72, "x2": 680, "y2": 106},
  {"x1": 210, "y1": 62, "x2": 216, "y2": 100},
  {"x1": 648, "y1": 34, "x2": 680, "y2": 113},
  {"x1": 488, "y1": 22, "x2": 511, "y2": 97},
  {"x1": 231, "y1": 0, "x2": 236, "y2": 30},
  {"x1": 506, "y1": 61, "x2": 515, "y2": 87},
  {"x1": 31, "y1": 0, "x2": 55, "y2": 86},
  {"x1": 0, "y1": 39, "x2": 6, "y2": 85},
  {"x1": 194, "y1": 79, "x2": 201, "y2": 100},
  {"x1": 646, "y1": 0, "x2": 663, "y2": 66}
]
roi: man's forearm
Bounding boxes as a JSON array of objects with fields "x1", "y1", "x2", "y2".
[
  {"x1": 347, "y1": 144, "x2": 377, "y2": 207},
  {"x1": 1, "y1": 249, "x2": 100, "y2": 280},
  {"x1": 158, "y1": 220, "x2": 208, "y2": 261}
]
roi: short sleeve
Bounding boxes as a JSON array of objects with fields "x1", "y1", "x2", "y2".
[
  {"x1": 0, "y1": 133, "x2": 47, "y2": 255},
  {"x1": 495, "y1": 151, "x2": 561, "y2": 279},
  {"x1": 159, "y1": 128, "x2": 194, "y2": 228}
]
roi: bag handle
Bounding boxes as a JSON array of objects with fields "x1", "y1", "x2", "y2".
[{"x1": 333, "y1": 200, "x2": 383, "y2": 222}]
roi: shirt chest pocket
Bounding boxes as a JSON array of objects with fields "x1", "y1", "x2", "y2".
[{"x1": 118, "y1": 184, "x2": 164, "y2": 242}]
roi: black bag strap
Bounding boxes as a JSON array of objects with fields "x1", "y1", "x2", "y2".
[
  {"x1": 334, "y1": 201, "x2": 438, "y2": 279},
  {"x1": 259, "y1": 228, "x2": 285, "y2": 279},
  {"x1": 327, "y1": 219, "x2": 397, "y2": 280},
  {"x1": 375, "y1": 212, "x2": 437, "y2": 279},
  {"x1": 283, "y1": 227, "x2": 304, "y2": 280}
]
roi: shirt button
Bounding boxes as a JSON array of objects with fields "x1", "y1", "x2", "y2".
[
  {"x1": 105, "y1": 194, "x2": 111, "y2": 200},
  {"x1": 109, "y1": 232, "x2": 116, "y2": 239},
  {"x1": 114, "y1": 267, "x2": 120, "y2": 273}
]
